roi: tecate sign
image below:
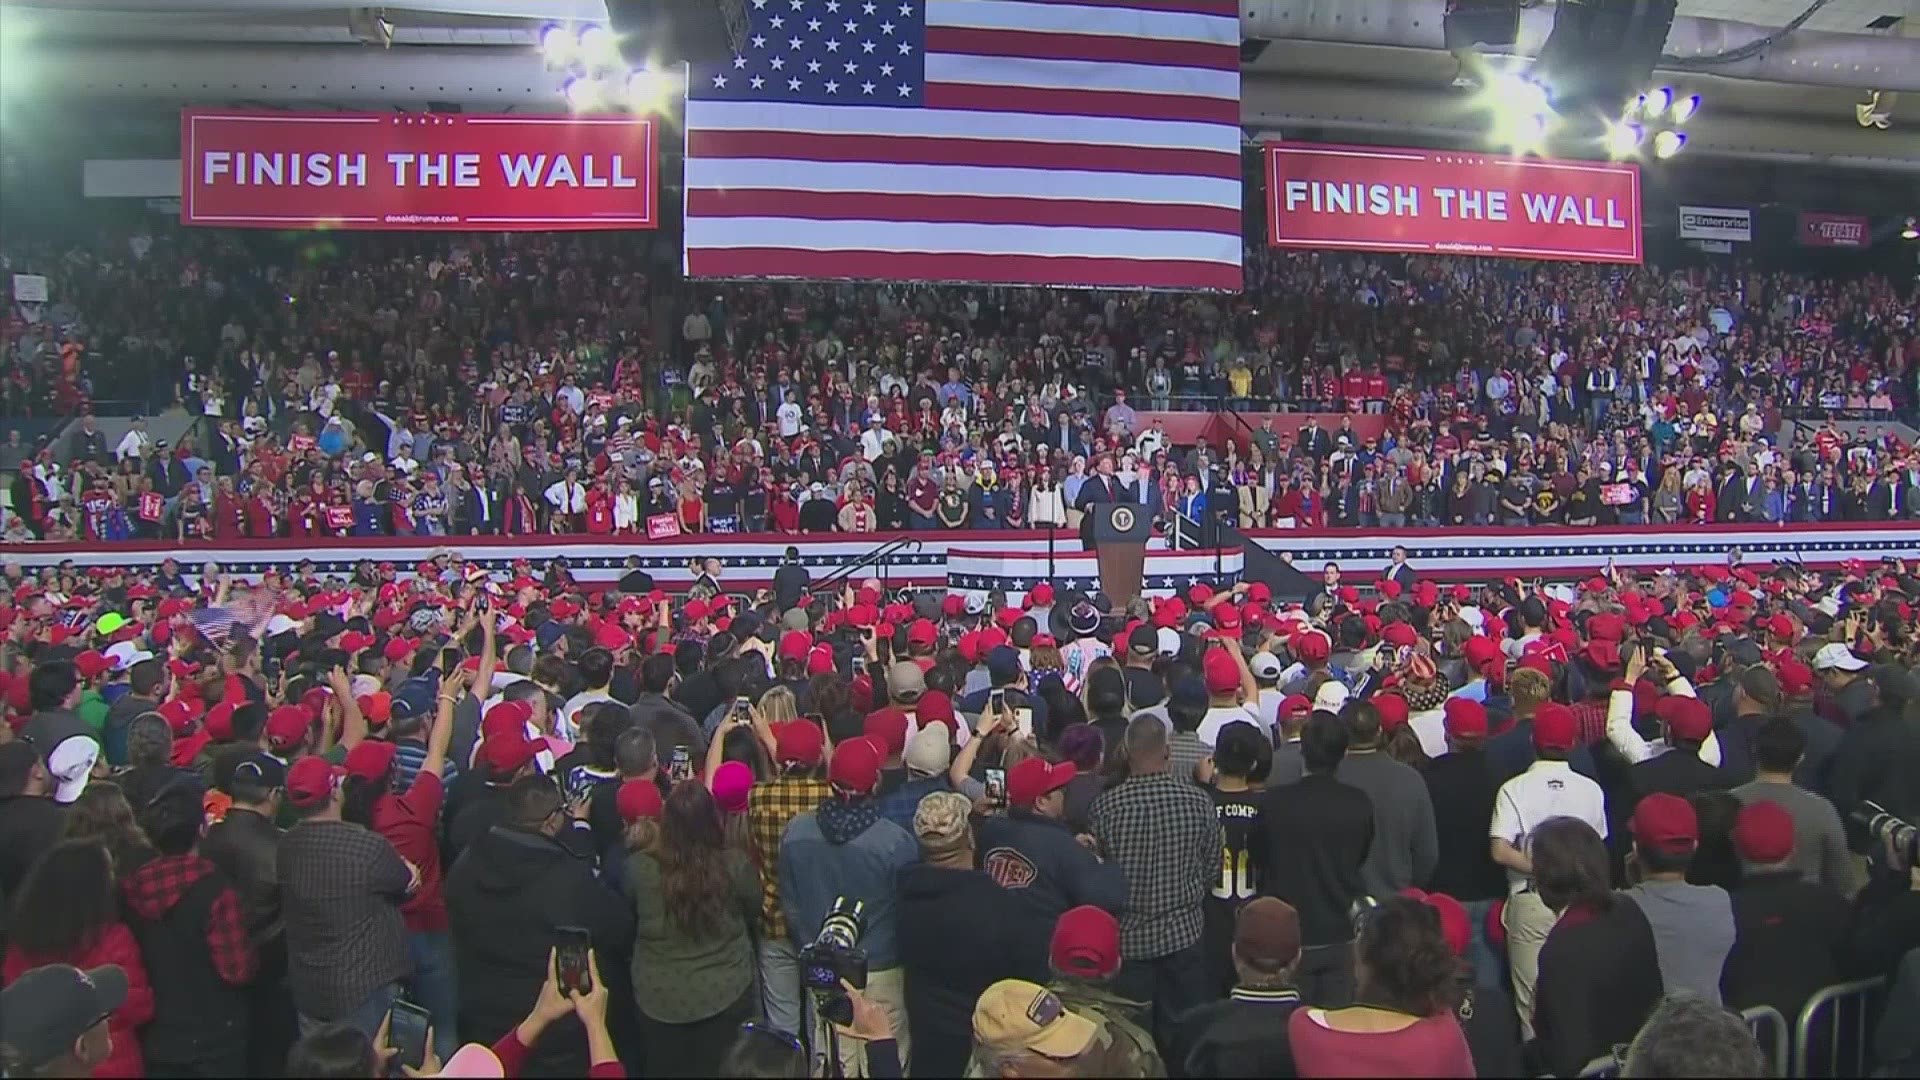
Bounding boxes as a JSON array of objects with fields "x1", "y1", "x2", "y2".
[
  {"x1": 180, "y1": 110, "x2": 657, "y2": 231},
  {"x1": 1797, "y1": 211, "x2": 1870, "y2": 248},
  {"x1": 1264, "y1": 142, "x2": 1642, "y2": 264}
]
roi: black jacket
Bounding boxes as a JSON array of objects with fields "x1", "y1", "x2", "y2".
[
  {"x1": 1250, "y1": 773, "x2": 1373, "y2": 947},
  {"x1": 1457, "y1": 980, "x2": 1523, "y2": 1078},
  {"x1": 1171, "y1": 987, "x2": 1301, "y2": 1077},
  {"x1": 1528, "y1": 897, "x2": 1663, "y2": 1079},
  {"x1": 773, "y1": 562, "x2": 812, "y2": 611},
  {"x1": 445, "y1": 780, "x2": 512, "y2": 862},
  {"x1": 1423, "y1": 750, "x2": 1505, "y2": 903},
  {"x1": 445, "y1": 823, "x2": 635, "y2": 1077},
  {"x1": 896, "y1": 864, "x2": 1044, "y2": 1078},
  {"x1": 975, "y1": 810, "x2": 1127, "y2": 968},
  {"x1": 1722, "y1": 869, "x2": 1847, "y2": 1022},
  {"x1": 201, "y1": 806, "x2": 285, "y2": 954},
  {"x1": 0, "y1": 794, "x2": 65, "y2": 939}
]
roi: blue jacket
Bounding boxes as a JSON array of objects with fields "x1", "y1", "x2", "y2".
[
  {"x1": 975, "y1": 810, "x2": 1128, "y2": 949},
  {"x1": 779, "y1": 801, "x2": 918, "y2": 967}
]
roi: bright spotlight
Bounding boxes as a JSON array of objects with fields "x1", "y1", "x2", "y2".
[
  {"x1": 1653, "y1": 129, "x2": 1687, "y2": 158},
  {"x1": 1903, "y1": 217, "x2": 1919, "y2": 241},
  {"x1": 562, "y1": 76, "x2": 601, "y2": 112},
  {"x1": 539, "y1": 23, "x2": 576, "y2": 66},
  {"x1": 1647, "y1": 87, "x2": 1674, "y2": 115},
  {"x1": 625, "y1": 67, "x2": 677, "y2": 113},
  {"x1": 1605, "y1": 121, "x2": 1645, "y2": 158},
  {"x1": 1671, "y1": 93, "x2": 1700, "y2": 123},
  {"x1": 579, "y1": 24, "x2": 623, "y2": 71}
]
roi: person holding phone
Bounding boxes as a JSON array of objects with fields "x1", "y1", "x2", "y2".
[{"x1": 444, "y1": 774, "x2": 634, "y2": 1076}]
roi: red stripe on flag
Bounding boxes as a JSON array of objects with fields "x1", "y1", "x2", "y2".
[
  {"x1": 1039, "y1": 0, "x2": 1240, "y2": 15},
  {"x1": 926, "y1": 82, "x2": 1239, "y2": 125},
  {"x1": 925, "y1": 26, "x2": 1239, "y2": 70},
  {"x1": 684, "y1": 248, "x2": 1240, "y2": 290},
  {"x1": 684, "y1": 188, "x2": 1240, "y2": 232},
  {"x1": 685, "y1": 129, "x2": 1241, "y2": 178}
]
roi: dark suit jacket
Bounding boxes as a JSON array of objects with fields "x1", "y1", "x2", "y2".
[{"x1": 1723, "y1": 869, "x2": 1848, "y2": 1023}]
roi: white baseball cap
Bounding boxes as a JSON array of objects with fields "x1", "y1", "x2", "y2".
[
  {"x1": 1249, "y1": 653, "x2": 1283, "y2": 682},
  {"x1": 47, "y1": 735, "x2": 100, "y2": 805},
  {"x1": 1811, "y1": 642, "x2": 1867, "y2": 673},
  {"x1": 1156, "y1": 627, "x2": 1182, "y2": 658},
  {"x1": 1313, "y1": 680, "x2": 1351, "y2": 714},
  {"x1": 103, "y1": 642, "x2": 153, "y2": 672}
]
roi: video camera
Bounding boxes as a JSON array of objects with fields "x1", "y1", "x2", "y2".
[
  {"x1": 801, "y1": 897, "x2": 869, "y2": 1026},
  {"x1": 1851, "y1": 801, "x2": 1919, "y2": 873}
]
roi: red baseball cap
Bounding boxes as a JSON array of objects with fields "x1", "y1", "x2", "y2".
[
  {"x1": 1630, "y1": 792, "x2": 1699, "y2": 856},
  {"x1": 1656, "y1": 696, "x2": 1713, "y2": 742},
  {"x1": 285, "y1": 756, "x2": 344, "y2": 808},
  {"x1": 778, "y1": 631, "x2": 813, "y2": 661},
  {"x1": 157, "y1": 699, "x2": 197, "y2": 735},
  {"x1": 1381, "y1": 623, "x2": 1418, "y2": 649},
  {"x1": 265, "y1": 706, "x2": 312, "y2": 752},
  {"x1": 1443, "y1": 697, "x2": 1488, "y2": 740},
  {"x1": 1008, "y1": 758, "x2": 1077, "y2": 808},
  {"x1": 615, "y1": 779, "x2": 664, "y2": 823},
  {"x1": 382, "y1": 637, "x2": 419, "y2": 663},
  {"x1": 862, "y1": 711, "x2": 909, "y2": 757},
  {"x1": 1374, "y1": 693, "x2": 1410, "y2": 731},
  {"x1": 1279, "y1": 693, "x2": 1313, "y2": 720},
  {"x1": 1532, "y1": 702, "x2": 1578, "y2": 752},
  {"x1": 1774, "y1": 658, "x2": 1814, "y2": 696},
  {"x1": 907, "y1": 619, "x2": 938, "y2": 648},
  {"x1": 1402, "y1": 888, "x2": 1471, "y2": 958},
  {"x1": 1293, "y1": 630, "x2": 1331, "y2": 663},
  {"x1": 774, "y1": 720, "x2": 827, "y2": 766},
  {"x1": 343, "y1": 739, "x2": 399, "y2": 782},
  {"x1": 357, "y1": 692, "x2": 392, "y2": 727},
  {"x1": 828, "y1": 737, "x2": 884, "y2": 794},
  {"x1": 1049, "y1": 905, "x2": 1120, "y2": 979},
  {"x1": 1202, "y1": 649, "x2": 1240, "y2": 695},
  {"x1": 480, "y1": 730, "x2": 539, "y2": 776},
  {"x1": 1027, "y1": 583, "x2": 1055, "y2": 607},
  {"x1": 1732, "y1": 800, "x2": 1794, "y2": 864},
  {"x1": 74, "y1": 651, "x2": 113, "y2": 680}
]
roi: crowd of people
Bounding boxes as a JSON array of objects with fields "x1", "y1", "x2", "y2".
[
  {"x1": 0, "y1": 542, "x2": 1917, "y2": 1078},
  {"x1": 4, "y1": 229, "x2": 1918, "y2": 544}
]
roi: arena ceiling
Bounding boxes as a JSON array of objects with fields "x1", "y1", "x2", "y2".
[{"x1": 0, "y1": 0, "x2": 1916, "y2": 171}]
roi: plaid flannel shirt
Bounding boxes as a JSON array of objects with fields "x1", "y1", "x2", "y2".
[
  {"x1": 749, "y1": 774, "x2": 834, "y2": 942},
  {"x1": 1090, "y1": 771, "x2": 1221, "y2": 960}
]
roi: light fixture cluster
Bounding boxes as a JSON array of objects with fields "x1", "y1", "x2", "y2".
[
  {"x1": 1479, "y1": 68, "x2": 1558, "y2": 155},
  {"x1": 1606, "y1": 86, "x2": 1699, "y2": 160},
  {"x1": 540, "y1": 22, "x2": 680, "y2": 115}
]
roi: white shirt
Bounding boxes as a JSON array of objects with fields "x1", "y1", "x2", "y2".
[
  {"x1": 777, "y1": 401, "x2": 803, "y2": 437},
  {"x1": 860, "y1": 427, "x2": 892, "y2": 461},
  {"x1": 1196, "y1": 704, "x2": 1264, "y2": 747},
  {"x1": 1491, "y1": 761, "x2": 1609, "y2": 892},
  {"x1": 544, "y1": 480, "x2": 587, "y2": 513},
  {"x1": 1408, "y1": 709, "x2": 1448, "y2": 759},
  {"x1": 115, "y1": 429, "x2": 152, "y2": 462},
  {"x1": 560, "y1": 689, "x2": 615, "y2": 740}
]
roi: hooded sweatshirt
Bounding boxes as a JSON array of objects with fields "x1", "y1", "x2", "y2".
[{"x1": 777, "y1": 797, "x2": 918, "y2": 967}]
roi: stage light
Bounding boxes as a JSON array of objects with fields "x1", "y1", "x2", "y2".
[
  {"x1": 1671, "y1": 93, "x2": 1700, "y2": 123},
  {"x1": 579, "y1": 24, "x2": 623, "y2": 72},
  {"x1": 1653, "y1": 129, "x2": 1687, "y2": 158},
  {"x1": 1903, "y1": 217, "x2": 1919, "y2": 241},
  {"x1": 1605, "y1": 120, "x2": 1645, "y2": 158},
  {"x1": 1647, "y1": 86, "x2": 1674, "y2": 115},
  {"x1": 625, "y1": 67, "x2": 676, "y2": 113},
  {"x1": 539, "y1": 23, "x2": 577, "y2": 66},
  {"x1": 562, "y1": 76, "x2": 601, "y2": 112}
]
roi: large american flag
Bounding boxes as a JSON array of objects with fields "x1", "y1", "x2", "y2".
[{"x1": 682, "y1": 0, "x2": 1243, "y2": 291}]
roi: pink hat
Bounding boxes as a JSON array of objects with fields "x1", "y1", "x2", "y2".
[
  {"x1": 710, "y1": 760, "x2": 754, "y2": 815},
  {"x1": 429, "y1": 1044, "x2": 505, "y2": 1079}
]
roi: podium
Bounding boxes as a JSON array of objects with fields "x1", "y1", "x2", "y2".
[{"x1": 1090, "y1": 503, "x2": 1155, "y2": 610}]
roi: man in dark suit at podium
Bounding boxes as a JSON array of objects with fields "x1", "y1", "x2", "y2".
[{"x1": 1077, "y1": 457, "x2": 1127, "y2": 549}]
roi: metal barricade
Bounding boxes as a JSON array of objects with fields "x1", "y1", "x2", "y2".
[
  {"x1": 1741, "y1": 1005, "x2": 1789, "y2": 1078},
  {"x1": 1792, "y1": 976, "x2": 1889, "y2": 1078}
]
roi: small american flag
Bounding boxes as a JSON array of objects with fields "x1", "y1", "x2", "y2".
[
  {"x1": 188, "y1": 586, "x2": 280, "y2": 647},
  {"x1": 683, "y1": 0, "x2": 1243, "y2": 291}
]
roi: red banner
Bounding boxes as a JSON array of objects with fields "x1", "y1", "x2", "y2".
[
  {"x1": 181, "y1": 110, "x2": 657, "y2": 231},
  {"x1": 1797, "y1": 211, "x2": 1869, "y2": 248},
  {"x1": 646, "y1": 514, "x2": 682, "y2": 540},
  {"x1": 1264, "y1": 142, "x2": 1642, "y2": 264}
]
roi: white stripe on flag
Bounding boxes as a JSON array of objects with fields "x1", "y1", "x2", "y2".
[
  {"x1": 683, "y1": 157, "x2": 1242, "y2": 209},
  {"x1": 682, "y1": 217, "x2": 1243, "y2": 263},
  {"x1": 928, "y1": 0, "x2": 1238, "y2": 45},
  {"x1": 685, "y1": 100, "x2": 1239, "y2": 153},
  {"x1": 925, "y1": 53, "x2": 1239, "y2": 101}
]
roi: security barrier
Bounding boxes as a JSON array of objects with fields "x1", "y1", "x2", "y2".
[
  {"x1": 1791, "y1": 976, "x2": 1889, "y2": 1079},
  {"x1": 1743, "y1": 1004, "x2": 1789, "y2": 1078}
]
